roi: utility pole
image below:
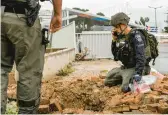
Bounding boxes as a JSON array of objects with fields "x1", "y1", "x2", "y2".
[
  {"x1": 148, "y1": 6, "x2": 162, "y2": 33},
  {"x1": 165, "y1": 12, "x2": 168, "y2": 26}
]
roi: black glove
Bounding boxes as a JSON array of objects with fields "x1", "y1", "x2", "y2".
[{"x1": 133, "y1": 74, "x2": 142, "y2": 82}]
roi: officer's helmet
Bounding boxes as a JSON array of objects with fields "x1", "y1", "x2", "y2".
[{"x1": 110, "y1": 12, "x2": 130, "y2": 27}]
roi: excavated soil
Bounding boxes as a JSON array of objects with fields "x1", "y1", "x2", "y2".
[{"x1": 7, "y1": 60, "x2": 168, "y2": 114}]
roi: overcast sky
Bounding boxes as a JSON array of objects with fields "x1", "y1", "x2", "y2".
[{"x1": 40, "y1": 0, "x2": 168, "y2": 29}]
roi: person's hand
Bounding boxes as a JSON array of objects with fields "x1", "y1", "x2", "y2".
[
  {"x1": 50, "y1": 15, "x2": 62, "y2": 33},
  {"x1": 111, "y1": 29, "x2": 118, "y2": 40}
]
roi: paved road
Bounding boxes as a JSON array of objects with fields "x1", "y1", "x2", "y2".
[{"x1": 150, "y1": 43, "x2": 168, "y2": 74}]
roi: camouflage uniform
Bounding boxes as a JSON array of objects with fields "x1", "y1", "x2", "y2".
[
  {"x1": 105, "y1": 12, "x2": 146, "y2": 92},
  {"x1": 1, "y1": 0, "x2": 44, "y2": 114}
]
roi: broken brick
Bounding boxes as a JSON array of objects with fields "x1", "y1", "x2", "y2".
[
  {"x1": 49, "y1": 99, "x2": 63, "y2": 113},
  {"x1": 129, "y1": 105, "x2": 139, "y2": 110},
  {"x1": 103, "y1": 111, "x2": 113, "y2": 114},
  {"x1": 121, "y1": 98, "x2": 134, "y2": 104},
  {"x1": 139, "y1": 109, "x2": 151, "y2": 114},
  {"x1": 147, "y1": 104, "x2": 158, "y2": 112},
  {"x1": 158, "y1": 106, "x2": 168, "y2": 114},
  {"x1": 123, "y1": 112, "x2": 133, "y2": 114},
  {"x1": 38, "y1": 105, "x2": 49, "y2": 114},
  {"x1": 154, "y1": 96, "x2": 164, "y2": 103},
  {"x1": 122, "y1": 105, "x2": 130, "y2": 112},
  {"x1": 162, "y1": 77, "x2": 168, "y2": 81},
  {"x1": 83, "y1": 110, "x2": 95, "y2": 114},
  {"x1": 162, "y1": 90, "x2": 168, "y2": 95},
  {"x1": 132, "y1": 110, "x2": 143, "y2": 114},
  {"x1": 143, "y1": 96, "x2": 153, "y2": 104},
  {"x1": 91, "y1": 76, "x2": 100, "y2": 82},
  {"x1": 163, "y1": 85, "x2": 168, "y2": 90},
  {"x1": 40, "y1": 97, "x2": 50, "y2": 105},
  {"x1": 111, "y1": 106, "x2": 123, "y2": 113},
  {"x1": 63, "y1": 108, "x2": 76, "y2": 114}
]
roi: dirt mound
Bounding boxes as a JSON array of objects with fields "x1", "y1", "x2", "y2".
[{"x1": 7, "y1": 73, "x2": 168, "y2": 114}]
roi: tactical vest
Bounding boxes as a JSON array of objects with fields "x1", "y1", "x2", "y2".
[
  {"x1": 114, "y1": 34, "x2": 136, "y2": 67},
  {"x1": 2, "y1": 0, "x2": 39, "y2": 8}
]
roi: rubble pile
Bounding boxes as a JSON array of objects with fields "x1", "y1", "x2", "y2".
[{"x1": 7, "y1": 73, "x2": 168, "y2": 114}]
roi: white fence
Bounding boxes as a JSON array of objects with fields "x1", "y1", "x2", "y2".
[
  {"x1": 76, "y1": 31, "x2": 113, "y2": 59},
  {"x1": 51, "y1": 21, "x2": 77, "y2": 51}
]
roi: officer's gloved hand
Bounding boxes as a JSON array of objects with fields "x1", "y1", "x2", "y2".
[
  {"x1": 121, "y1": 85, "x2": 131, "y2": 93},
  {"x1": 133, "y1": 74, "x2": 142, "y2": 82}
]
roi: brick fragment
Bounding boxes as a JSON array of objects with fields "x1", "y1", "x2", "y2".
[
  {"x1": 158, "y1": 106, "x2": 168, "y2": 114},
  {"x1": 38, "y1": 105, "x2": 49, "y2": 114},
  {"x1": 129, "y1": 105, "x2": 139, "y2": 110},
  {"x1": 103, "y1": 111, "x2": 113, "y2": 114},
  {"x1": 153, "y1": 96, "x2": 164, "y2": 103},
  {"x1": 40, "y1": 97, "x2": 50, "y2": 105},
  {"x1": 143, "y1": 96, "x2": 153, "y2": 104},
  {"x1": 162, "y1": 77, "x2": 168, "y2": 81},
  {"x1": 91, "y1": 76, "x2": 100, "y2": 82},
  {"x1": 63, "y1": 108, "x2": 75, "y2": 114},
  {"x1": 163, "y1": 85, "x2": 168, "y2": 90},
  {"x1": 122, "y1": 105, "x2": 130, "y2": 112},
  {"x1": 123, "y1": 112, "x2": 133, "y2": 114},
  {"x1": 132, "y1": 110, "x2": 143, "y2": 114},
  {"x1": 111, "y1": 106, "x2": 123, "y2": 113},
  {"x1": 147, "y1": 104, "x2": 158, "y2": 112},
  {"x1": 83, "y1": 110, "x2": 95, "y2": 114}
]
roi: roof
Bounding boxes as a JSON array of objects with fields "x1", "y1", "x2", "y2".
[{"x1": 63, "y1": 8, "x2": 145, "y2": 29}]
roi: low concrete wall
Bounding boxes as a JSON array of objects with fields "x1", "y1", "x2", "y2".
[
  {"x1": 43, "y1": 48, "x2": 75, "y2": 80},
  {"x1": 14, "y1": 48, "x2": 75, "y2": 81}
]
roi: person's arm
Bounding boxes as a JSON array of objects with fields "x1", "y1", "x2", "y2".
[
  {"x1": 132, "y1": 32, "x2": 145, "y2": 75},
  {"x1": 50, "y1": 0, "x2": 62, "y2": 33},
  {"x1": 52, "y1": 0, "x2": 62, "y2": 16}
]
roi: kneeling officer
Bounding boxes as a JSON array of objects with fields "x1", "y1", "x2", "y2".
[{"x1": 104, "y1": 12, "x2": 146, "y2": 93}]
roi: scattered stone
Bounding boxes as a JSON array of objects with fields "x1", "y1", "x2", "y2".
[
  {"x1": 143, "y1": 96, "x2": 153, "y2": 104},
  {"x1": 147, "y1": 104, "x2": 158, "y2": 112},
  {"x1": 38, "y1": 105, "x2": 49, "y2": 114},
  {"x1": 158, "y1": 106, "x2": 168, "y2": 114},
  {"x1": 91, "y1": 76, "x2": 100, "y2": 82},
  {"x1": 132, "y1": 110, "x2": 143, "y2": 114},
  {"x1": 129, "y1": 105, "x2": 139, "y2": 110},
  {"x1": 163, "y1": 85, "x2": 168, "y2": 90},
  {"x1": 122, "y1": 105, "x2": 130, "y2": 112},
  {"x1": 40, "y1": 97, "x2": 50, "y2": 105},
  {"x1": 103, "y1": 110, "x2": 113, "y2": 114},
  {"x1": 110, "y1": 106, "x2": 123, "y2": 113},
  {"x1": 63, "y1": 108, "x2": 75, "y2": 114}
]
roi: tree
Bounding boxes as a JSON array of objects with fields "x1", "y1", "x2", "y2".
[
  {"x1": 96, "y1": 12, "x2": 105, "y2": 16},
  {"x1": 164, "y1": 27, "x2": 168, "y2": 33},
  {"x1": 135, "y1": 17, "x2": 150, "y2": 26},
  {"x1": 140, "y1": 17, "x2": 145, "y2": 26}
]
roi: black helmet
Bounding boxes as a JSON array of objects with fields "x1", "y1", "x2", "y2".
[{"x1": 110, "y1": 12, "x2": 130, "y2": 27}]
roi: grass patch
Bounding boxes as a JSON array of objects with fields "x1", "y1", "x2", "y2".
[
  {"x1": 56, "y1": 63, "x2": 75, "y2": 76},
  {"x1": 6, "y1": 101, "x2": 18, "y2": 114},
  {"x1": 100, "y1": 70, "x2": 108, "y2": 73}
]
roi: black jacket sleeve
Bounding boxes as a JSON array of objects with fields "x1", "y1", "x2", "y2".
[
  {"x1": 132, "y1": 31, "x2": 145, "y2": 75},
  {"x1": 111, "y1": 40, "x2": 116, "y2": 56}
]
